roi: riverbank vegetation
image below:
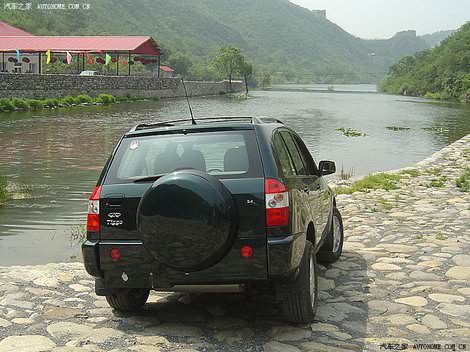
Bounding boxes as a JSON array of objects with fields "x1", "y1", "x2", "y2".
[
  {"x1": 0, "y1": 94, "x2": 148, "y2": 113},
  {"x1": 456, "y1": 168, "x2": 470, "y2": 192},
  {"x1": 0, "y1": 176, "x2": 8, "y2": 205},
  {"x1": 380, "y1": 23, "x2": 470, "y2": 103},
  {"x1": 335, "y1": 173, "x2": 402, "y2": 195}
]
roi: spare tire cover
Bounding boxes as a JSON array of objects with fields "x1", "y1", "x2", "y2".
[{"x1": 137, "y1": 170, "x2": 238, "y2": 272}]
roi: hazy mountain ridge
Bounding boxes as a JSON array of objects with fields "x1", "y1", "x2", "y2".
[
  {"x1": 421, "y1": 29, "x2": 457, "y2": 47},
  {"x1": 1, "y1": 0, "x2": 431, "y2": 82}
]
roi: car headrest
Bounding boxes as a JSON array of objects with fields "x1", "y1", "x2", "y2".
[
  {"x1": 181, "y1": 149, "x2": 206, "y2": 172},
  {"x1": 224, "y1": 147, "x2": 248, "y2": 172}
]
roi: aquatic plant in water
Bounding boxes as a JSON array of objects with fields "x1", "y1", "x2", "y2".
[
  {"x1": 386, "y1": 126, "x2": 411, "y2": 131},
  {"x1": 422, "y1": 126, "x2": 449, "y2": 134},
  {"x1": 336, "y1": 127, "x2": 367, "y2": 137},
  {"x1": 68, "y1": 224, "x2": 87, "y2": 244}
]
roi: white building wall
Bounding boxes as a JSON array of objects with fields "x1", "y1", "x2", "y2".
[{"x1": 1, "y1": 53, "x2": 40, "y2": 73}]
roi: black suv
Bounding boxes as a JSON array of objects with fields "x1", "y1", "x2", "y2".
[{"x1": 82, "y1": 116, "x2": 344, "y2": 323}]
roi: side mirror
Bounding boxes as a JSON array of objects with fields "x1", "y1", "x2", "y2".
[{"x1": 319, "y1": 161, "x2": 336, "y2": 176}]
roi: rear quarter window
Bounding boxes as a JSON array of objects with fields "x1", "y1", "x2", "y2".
[{"x1": 104, "y1": 130, "x2": 263, "y2": 184}]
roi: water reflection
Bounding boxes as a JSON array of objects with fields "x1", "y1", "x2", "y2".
[{"x1": 1, "y1": 88, "x2": 469, "y2": 265}]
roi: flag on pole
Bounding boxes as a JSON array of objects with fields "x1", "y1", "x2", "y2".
[
  {"x1": 46, "y1": 50, "x2": 51, "y2": 64},
  {"x1": 105, "y1": 53, "x2": 111, "y2": 65},
  {"x1": 66, "y1": 51, "x2": 72, "y2": 65},
  {"x1": 15, "y1": 49, "x2": 21, "y2": 62},
  {"x1": 86, "y1": 53, "x2": 93, "y2": 65}
]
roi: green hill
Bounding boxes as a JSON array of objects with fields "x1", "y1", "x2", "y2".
[
  {"x1": 380, "y1": 23, "x2": 470, "y2": 102},
  {"x1": 0, "y1": 0, "x2": 430, "y2": 83}
]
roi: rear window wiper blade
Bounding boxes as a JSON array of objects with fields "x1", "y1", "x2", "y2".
[{"x1": 132, "y1": 174, "x2": 165, "y2": 183}]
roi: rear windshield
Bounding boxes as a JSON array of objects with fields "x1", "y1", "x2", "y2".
[{"x1": 104, "y1": 130, "x2": 263, "y2": 184}]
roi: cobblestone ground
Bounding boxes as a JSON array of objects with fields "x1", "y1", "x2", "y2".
[{"x1": 1, "y1": 136, "x2": 470, "y2": 352}]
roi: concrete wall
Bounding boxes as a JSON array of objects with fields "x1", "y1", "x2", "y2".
[{"x1": 0, "y1": 73, "x2": 244, "y2": 99}]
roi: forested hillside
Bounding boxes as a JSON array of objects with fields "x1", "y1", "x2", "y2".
[
  {"x1": 0, "y1": 0, "x2": 430, "y2": 82},
  {"x1": 380, "y1": 23, "x2": 470, "y2": 102}
]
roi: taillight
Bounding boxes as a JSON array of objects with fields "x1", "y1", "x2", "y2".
[
  {"x1": 87, "y1": 186, "x2": 102, "y2": 233},
  {"x1": 265, "y1": 179, "x2": 289, "y2": 227}
]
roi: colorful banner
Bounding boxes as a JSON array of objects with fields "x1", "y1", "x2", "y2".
[
  {"x1": 105, "y1": 53, "x2": 111, "y2": 65},
  {"x1": 121, "y1": 58, "x2": 127, "y2": 66},
  {"x1": 15, "y1": 49, "x2": 21, "y2": 62},
  {"x1": 46, "y1": 50, "x2": 51, "y2": 64},
  {"x1": 66, "y1": 51, "x2": 72, "y2": 65}
]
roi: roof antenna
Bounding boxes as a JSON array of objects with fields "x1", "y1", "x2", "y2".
[{"x1": 181, "y1": 77, "x2": 196, "y2": 125}]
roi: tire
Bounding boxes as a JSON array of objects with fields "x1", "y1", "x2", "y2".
[
  {"x1": 317, "y1": 207, "x2": 344, "y2": 264},
  {"x1": 106, "y1": 289, "x2": 150, "y2": 312},
  {"x1": 138, "y1": 170, "x2": 237, "y2": 272},
  {"x1": 280, "y1": 242, "x2": 318, "y2": 324}
]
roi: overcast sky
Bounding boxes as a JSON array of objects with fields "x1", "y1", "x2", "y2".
[{"x1": 290, "y1": 0, "x2": 470, "y2": 39}]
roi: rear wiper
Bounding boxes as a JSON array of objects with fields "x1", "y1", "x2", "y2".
[{"x1": 132, "y1": 174, "x2": 165, "y2": 183}]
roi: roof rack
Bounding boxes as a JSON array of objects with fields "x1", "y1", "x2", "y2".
[{"x1": 131, "y1": 116, "x2": 284, "y2": 132}]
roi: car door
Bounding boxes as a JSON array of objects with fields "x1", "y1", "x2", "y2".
[
  {"x1": 271, "y1": 130, "x2": 302, "y2": 233},
  {"x1": 290, "y1": 133, "x2": 331, "y2": 236},
  {"x1": 279, "y1": 130, "x2": 323, "y2": 243}
]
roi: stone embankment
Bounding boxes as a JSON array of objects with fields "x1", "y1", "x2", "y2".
[
  {"x1": 1, "y1": 136, "x2": 470, "y2": 352},
  {"x1": 0, "y1": 73, "x2": 244, "y2": 99}
]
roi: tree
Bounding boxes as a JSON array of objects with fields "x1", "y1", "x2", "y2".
[
  {"x1": 260, "y1": 72, "x2": 272, "y2": 89},
  {"x1": 167, "y1": 51, "x2": 192, "y2": 76},
  {"x1": 237, "y1": 59, "x2": 253, "y2": 95},
  {"x1": 211, "y1": 46, "x2": 244, "y2": 91}
]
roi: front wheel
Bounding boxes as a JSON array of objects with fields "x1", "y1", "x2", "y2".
[
  {"x1": 280, "y1": 242, "x2": 318, "y2": 323},
  {"x1": 317, "y1": 207, "x2": 344, "y2": 264},
  {"x1": 106, "y1": 288, "x2": 150, "y2": 312}
]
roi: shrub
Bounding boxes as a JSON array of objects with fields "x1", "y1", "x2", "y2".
[
  {"x1": 28, "y1": 99, "x2": 44, "y2": 110},
  {"x1": 60, "y1": 96, "x2": 76, "y2": 106},
  {"x1": 75, "y1": 94, "x2": 93, "y2": 104},
  {"x1": 0, "y1": 98, "x2": 16, "y2": 112},
  {"x1": 43, "y1": 98, "x2": 59, "y2": 107},
  {"x1": 11, "y1": 98, "x2": 30, "y2": 110},
  {"x1": 94, "y1": 94, "x2": 116, "y2": 104}
]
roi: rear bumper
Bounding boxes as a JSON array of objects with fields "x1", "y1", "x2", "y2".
[
  {"x1": 82, "y1": 238, "x2": 268, "y2": 292},
  {"x1": 82, "y1": 240, "x2": 102, "y2": 278},
  {"x1": 267, "y1": 232, "x2": 305, "y2": 280}
]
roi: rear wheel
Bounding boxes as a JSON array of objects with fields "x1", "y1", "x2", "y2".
[
  {"x1": 280, "y1": 242, "x2": 318, "y2": 323},
  {"x1": 317, "y1": 207, "x2": 344, "y2": 264},
  {"x1": 106, "y1": 288, "x2": 150, "y2": 312}
]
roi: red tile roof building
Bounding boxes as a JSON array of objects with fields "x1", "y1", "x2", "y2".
[
  {"x1": 0, "y1": 21, "x2": 162, "y2": 76},
  {"x1": 0, "y1": 21, "x2": 33, "y2": 36}
]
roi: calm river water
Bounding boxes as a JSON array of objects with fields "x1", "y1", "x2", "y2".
[{"x1": 1, "y1": 85, "x2": 470, "y2": 265}]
